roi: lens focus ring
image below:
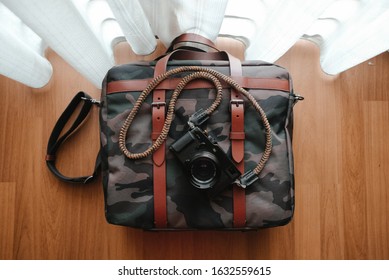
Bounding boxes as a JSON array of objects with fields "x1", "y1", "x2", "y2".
[{"x1": 189, "y1": 152, "x2": 219, "y2": 189}]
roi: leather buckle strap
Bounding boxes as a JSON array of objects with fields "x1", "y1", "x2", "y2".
[
  {"x1": 231, "y1": 104, "x2": 246, "y2": 227},
  {"x1": 151, "y1": 101, "x2": 166, "y2": 109},
  {"x1": 230, "y1": 101, "x2": 245, "y2": 163},
  {"x1": 229, "y1": 61, "x2": 246, "y2": 228},
  {"x1": 152, "y1": 86, "x2": 167, "y2": 227}
]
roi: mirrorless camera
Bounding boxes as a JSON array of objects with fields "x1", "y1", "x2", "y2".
[{"x1": 169, "y1": 127, "x2": 241, "y2": 195}]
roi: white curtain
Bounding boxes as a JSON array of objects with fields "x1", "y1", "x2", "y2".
[{"x1": 0, "y1": 0, "x2": 388, "y2": 89}]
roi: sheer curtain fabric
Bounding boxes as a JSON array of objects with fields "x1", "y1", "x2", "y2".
[{"x1": 0, "y1": 0, "x2": 388, "y2": 88}]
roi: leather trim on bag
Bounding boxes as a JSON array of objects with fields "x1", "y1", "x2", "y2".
[
  {"x1": 107, "y1": 77, "x2": 290, "y2": 94},
  {"x1": 228, "y1": 58, "x2": 247, "y2": 228}
]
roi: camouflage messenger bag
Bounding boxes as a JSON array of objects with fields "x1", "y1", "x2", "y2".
[{"x1": 46, "y1": 34, "x2": 303, "y2": 230}]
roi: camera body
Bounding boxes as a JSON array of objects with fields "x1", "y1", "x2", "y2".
[{"x1": 170, "y1": 127, "x2": 241, "y2": 195}]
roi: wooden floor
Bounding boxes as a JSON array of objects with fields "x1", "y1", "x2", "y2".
[{"x1": 0, "y1": 39, "x2": 388, "y2": 260}]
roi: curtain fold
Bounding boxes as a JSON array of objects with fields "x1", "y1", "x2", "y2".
[
  {"x1": 0, "y1": 3, "x2": 52, "y2": 88},
  {"x1": 241, "y1": 0, "x2": 337, "y2": 62},
  {"x1": 314, "y1": 1, "x2": 389, "y2": 74},
  {"x1": 1, "y1": 0, "x2": 114, "y2": 88},
  {"x1": 106, "y1": 0, "x2": 157, "y2": 55},
  {"x1": 140, "y1": 0, "x2": 228, "y2": 47},
  {"x1": 0, "y1": 0, "x2": 388, "y2": 89}
]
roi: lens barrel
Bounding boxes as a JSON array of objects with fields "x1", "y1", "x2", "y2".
[{"x1": 189, "y1": 152, "x2": 219, "y2": 189}]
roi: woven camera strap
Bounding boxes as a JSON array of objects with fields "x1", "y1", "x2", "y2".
[{"x1": 119, "y1": 66, "x2": 273, "y2": 227}]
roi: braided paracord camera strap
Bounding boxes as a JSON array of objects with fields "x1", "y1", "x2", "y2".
[{"x1": 118, "y1": 66, "x2": 272, "y2": 179}]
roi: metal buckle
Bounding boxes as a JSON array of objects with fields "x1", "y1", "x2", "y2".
[
  {"x1": 152, "y1": 101, "x2": 166, "y2": 109},
  {"x1": 292, "y1": 94, "x2": 304, "y2": 105},
  {"x1": 229, "y1": 99, "x2": 244, "y2": 112},
  {"x1": 230, "y1": 99, "x2": 244, "y2": 107},
  {"x1": 81, "y1": 97, "x2": 101, "y2": 106}
]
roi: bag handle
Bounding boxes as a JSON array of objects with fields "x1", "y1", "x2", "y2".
[
  {"x1": 118, "y1": 66, "x2": 273, "y2": 188},
  {"x1": 167, "y1": 33, "x2": 219, "y2": 53},
  {"x1": 155, "y1": 49, "x2": 242, "y2": 86},
  {"x1": 46, "y1": 91, "x2": 100, "y2": 184},
  {"x1": 156, "y1": 48, "x2": 240, "y2": 70}
]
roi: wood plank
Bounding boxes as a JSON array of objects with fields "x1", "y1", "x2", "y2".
[
  {"x1": 364, "y1": 102, "x2": 389, "y2": 259},
  {"x1": 0, "y1": 182, "x2": 16, "y2": 259}
]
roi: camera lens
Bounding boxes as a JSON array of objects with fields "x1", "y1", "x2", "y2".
[
  {"x1": 189, "y1": 152, "x2": 219, "y2": 189},
  {"x1": 192, "y1": 158, "x2": 215, "y2": 182}
]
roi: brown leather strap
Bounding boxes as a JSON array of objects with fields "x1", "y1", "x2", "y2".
[
  {"x1": 231, "y1": 103, "x2": 245, "y2": 163},
  {"x1": 107, "y1": 77, "x2": 290, "y2": 94},
  {"x1": 229, "y1": 58, "x2": 246, "y2": 228},
  {"x1": 172, "y1": 51, "x2": 227, "y2": 60},
  {"x1": 152, "y1": 80, "x2": 167, "y2": 228},
  {"x1": 171, "y1": 33, "x2": 217, "y2": 49}
]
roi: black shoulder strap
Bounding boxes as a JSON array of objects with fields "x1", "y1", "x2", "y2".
[{"x1": 46, "y1": 91, "x2": 100, "y2": 184}]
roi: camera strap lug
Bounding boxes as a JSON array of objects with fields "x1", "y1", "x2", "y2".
[
  {"x1": 188, "y1": 108, "x2": 209, "y2": 129},
  {"x1": 235, "y1": 170, "x2": 259, "y2": 188},
  {"x1": 81, "y1": 96, "x2": 101, "y2": 106}
]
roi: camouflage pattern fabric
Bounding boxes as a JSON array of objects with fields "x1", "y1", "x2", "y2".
[{"x1": 100, "y1": 60, "x2": 297, "y2": 230}]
